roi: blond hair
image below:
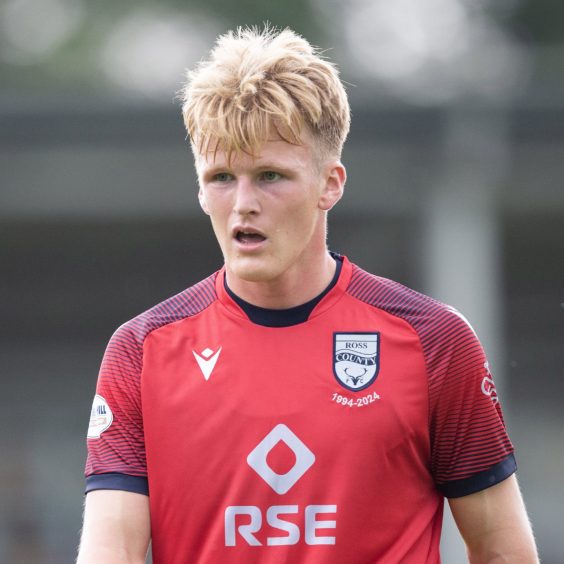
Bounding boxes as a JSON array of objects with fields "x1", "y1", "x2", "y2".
[{"x1": 181, "y1": 26, "x2": 350, "y2": 161}]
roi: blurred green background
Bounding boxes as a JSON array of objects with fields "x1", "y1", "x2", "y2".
[{"x1": 1, "y1": 0, "x2": 563, "y2": 562}]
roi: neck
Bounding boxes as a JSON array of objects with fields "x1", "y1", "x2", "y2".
[{"x1": 225, "y1": 250, "x2": 337, "y2": 309}]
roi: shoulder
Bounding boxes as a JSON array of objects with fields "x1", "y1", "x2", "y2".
[
  {"x1": 347, "y1": 263, "x2": 479, "y2": 353},
  {"x1": 347, "y1": 262, "x2": 491, "y2": 408},
  {"x1": 108, "y1": 272, "x2": 219, "y2": 351}
]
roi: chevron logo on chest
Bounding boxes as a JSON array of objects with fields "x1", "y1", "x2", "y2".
[{"x1": 193, "y1": 346, "x2": 222, "y2": 381}]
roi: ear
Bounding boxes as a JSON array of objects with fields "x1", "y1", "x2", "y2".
[
  {"x1": 198, "y1": 186, "x2": 210, "y2": 215},
  {"x1": 318, "y1": 161, "x2": 346, "y2": 211}
]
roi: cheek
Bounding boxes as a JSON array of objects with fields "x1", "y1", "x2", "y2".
[
  {"x1": 209, "y1": 213, "x2": 228, "y2": 237},
  {"x1": 206, "y1": 207, "x2": 231, "y2": 245},
  {"x1": 280, "y1": 204, "x2": 318, "y2": 242},
  {"x1": 205, "y1": 196, "x2": 229, "y2": 224}
]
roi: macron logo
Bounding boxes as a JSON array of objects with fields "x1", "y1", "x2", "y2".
[{"x1": 193, "y1": 347, "x2": 222, "y2": 381}]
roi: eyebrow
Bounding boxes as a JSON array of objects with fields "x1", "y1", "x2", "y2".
[{"x1": 201, "y1": 165, "x2": 231, "y2": 177}]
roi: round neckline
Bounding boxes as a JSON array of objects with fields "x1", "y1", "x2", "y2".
[{"x1": 216, "y1": 254, "x2": 352, "y2": 327}]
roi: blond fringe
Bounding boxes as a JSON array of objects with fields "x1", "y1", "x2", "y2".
[{"x1": 181, "y1": 26, "x2": 350, "y2": 161}]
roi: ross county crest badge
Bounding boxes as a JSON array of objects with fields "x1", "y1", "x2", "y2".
[{"x1": 333, "y1": 332, "x2": 380, "y2": 392}]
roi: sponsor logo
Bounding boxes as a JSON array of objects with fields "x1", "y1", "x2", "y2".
[
  {"x1": 225, "y1": 425, "x2": 337, "y2": 547},
  {"x1": 87, "y1": 395, "x2": 113, "y2": 438},
  {"x1": 193, "y1": 346, "x2": 222, "y2": 381},
  {"x1": 333, "y1": 333, "x2": 380, "y2": 392},
  {"x1": 481, "y1": 362, "x2": 499, "y2": 404},
  {"x1": 247, "y1": 424, "x2": 315, "y2": 495},
  {"x1": 224, "y1": 504, "x2": 337, "y2": 547}
]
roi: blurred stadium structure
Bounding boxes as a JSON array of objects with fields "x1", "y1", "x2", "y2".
[{"x1": 1, "y1": 0, "x2": 563, "y2": 562}]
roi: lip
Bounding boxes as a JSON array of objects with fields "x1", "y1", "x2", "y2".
[
  {"x1": 231, "y1": 225, "x2": 268, "y2": 252},
  {"x1": 231, "y1": 224, "x2": 266, "y2": 238}
]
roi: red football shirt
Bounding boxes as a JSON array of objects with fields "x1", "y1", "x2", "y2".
[{"x1": 85, "y1": 256, "x2": 515, "y2": 563}]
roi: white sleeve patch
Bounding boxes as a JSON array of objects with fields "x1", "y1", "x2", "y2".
[{"x1": 87, "y1": 394, "x2": 113, "y2": 438}]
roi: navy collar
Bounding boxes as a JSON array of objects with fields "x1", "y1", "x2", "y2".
[{"x1": 224, "y1": 254, "x2": 343, "y2": 327}]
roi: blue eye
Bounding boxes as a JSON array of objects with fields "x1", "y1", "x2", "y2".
[
  {"x1": 214, "y1": 172, "x2": 233, "y2": 182},
  {"x1": 261, "y1": 171, "x2": 281, "y2": 182}
]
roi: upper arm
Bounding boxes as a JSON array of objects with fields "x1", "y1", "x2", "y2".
[
  {"x1": 448, "y1": 474, "x2": 539, "y2": 563},
  {"x1": 429, "y1": 312, "x2": 515, "y2": 496},
  {"x1": 81, "y1": 324, "x2": 151, "y2": 563},
  {"x1": 86, "y1": 324, "x2": 147, "y2": 479},
  {"x1": 77, "y1": 490, "x2": 151, "y2": 564}
]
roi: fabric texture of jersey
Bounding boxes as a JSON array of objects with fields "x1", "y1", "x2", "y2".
[{"x1": 85, "y1": 256, "x2": 515, "y2": 564}]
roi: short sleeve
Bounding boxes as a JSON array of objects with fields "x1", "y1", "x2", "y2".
[
  {"x1": 429, "y1": 311, "x2": 516, "y2": 498},
  {"x1": 85, "y1": 322, "x2": 148, "y2": 495}
]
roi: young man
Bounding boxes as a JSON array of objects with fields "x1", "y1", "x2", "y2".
[{"x1": 78, "y1": 27, "x2": 538, "y2": 563}]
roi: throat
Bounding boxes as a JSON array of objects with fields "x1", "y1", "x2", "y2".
[{"x1": 224, "y1": 253, "x2": 343, "y2": 321}]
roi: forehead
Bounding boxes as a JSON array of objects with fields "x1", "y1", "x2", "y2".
[{"x1": 195, "y1": 133, "x2": 317, "y2": 173}]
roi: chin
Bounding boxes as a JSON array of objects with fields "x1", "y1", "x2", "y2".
[
  {"x1": 231, "y1": 266, "x2": 274, "y2": 283},
  {"x1": 228, "y1": 257, "x2": 281, "y2": 283}
]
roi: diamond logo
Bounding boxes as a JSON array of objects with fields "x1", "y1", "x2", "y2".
[{"x1": 247, "y1": 424, "x2": 315, "y2": 495}]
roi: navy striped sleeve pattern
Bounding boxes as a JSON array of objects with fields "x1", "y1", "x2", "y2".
[
  {"x1": 347, "y1": 265, "x2": 515, "y2": 496},
  {"x1": 85, "y1": 274, "x2": 217, "y2": 483}
]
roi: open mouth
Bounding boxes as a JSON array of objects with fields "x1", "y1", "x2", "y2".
[{"x1": 235, "y1": 231, "x2": 266, "y2": 245}]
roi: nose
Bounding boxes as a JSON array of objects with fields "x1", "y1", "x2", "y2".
[{"x1": 233, "y1": 176, "x2": 260, "y2": 216}]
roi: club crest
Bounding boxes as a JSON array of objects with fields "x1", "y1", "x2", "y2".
[{"x1": 333, "y1": 333, "x2": 380, "y2": 392}]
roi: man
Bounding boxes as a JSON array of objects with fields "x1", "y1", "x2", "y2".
[{"x1": 78, "y1": 27, "x2": 538, "y2": 563}]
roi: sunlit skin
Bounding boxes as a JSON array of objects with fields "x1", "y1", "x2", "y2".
[{"x1": 196, "y1": 133, "x2": 346, "y2": 309}]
